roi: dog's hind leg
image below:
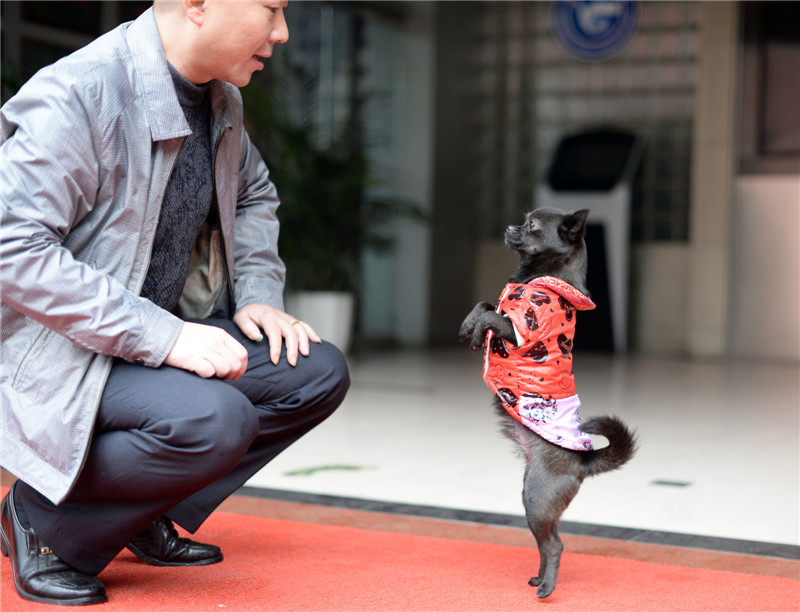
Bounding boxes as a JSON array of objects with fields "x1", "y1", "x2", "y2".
[
  {"x1": 521, "y1": 461, "x2": 581, "y2": 598},
  {"x1": 527, "y1": 518, "x2": 564, "y2": 599}
]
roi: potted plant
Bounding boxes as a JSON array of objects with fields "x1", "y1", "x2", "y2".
[{"x1": 242, "y1": 53, "x2": 423, "y2": 352}]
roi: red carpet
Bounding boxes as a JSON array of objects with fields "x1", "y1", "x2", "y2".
[{"x1": 2, "y1": 510, "x2": 798, "y2": 611}]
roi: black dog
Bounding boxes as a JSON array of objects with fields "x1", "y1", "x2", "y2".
[{"x1": 459, "y1": 208, "x2": 636, "y2": 599}]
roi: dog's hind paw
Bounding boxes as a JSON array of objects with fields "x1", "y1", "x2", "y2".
[{"x1": 528, "y1": 577, "x2": 554, "y2": 599}]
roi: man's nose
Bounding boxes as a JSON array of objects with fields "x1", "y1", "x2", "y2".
[{"x1": 271, "y1": 10, "x2": 289, "y2": 44}]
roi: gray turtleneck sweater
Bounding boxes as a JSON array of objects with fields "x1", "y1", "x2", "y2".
[{"x1": 140, "y1": 64, "x2": 214, "y2": 313}]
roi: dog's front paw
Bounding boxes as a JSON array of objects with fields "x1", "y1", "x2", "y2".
[
  {"x1": 460, "y1": 302, "x2": 494, "y2": 344},
  {"x1": 469, "y1": 333, "x2": 486, "y2": 352}
]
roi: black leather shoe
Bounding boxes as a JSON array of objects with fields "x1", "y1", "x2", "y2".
[
  {"x1": 126, "y1": 517, "x2": 222, "y2": 567},
  {"x1": 0, "y1": 483, "x2": 107, "y2": 606}
]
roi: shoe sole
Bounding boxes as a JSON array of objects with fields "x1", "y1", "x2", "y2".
[
  {"x1": 125, "y1": 543, "x2": 223, "y2": 567},
  {"x1": 1, "y1": 523, "x2": 108, "y2": 606}
]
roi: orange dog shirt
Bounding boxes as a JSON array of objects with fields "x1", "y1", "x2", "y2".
[{"x1": 482, "y1": 276, "x2": 596, "y2": 451}]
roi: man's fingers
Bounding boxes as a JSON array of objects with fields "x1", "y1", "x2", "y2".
[
  {"x1": 284, "y1": 320, "x2": 301, "y2": 367},
  {"x1": 264, "y1": 325, "x2": 283, "y2": 366},
  {"x1": 191, "y1": 359, "x2": 217, "y2": 379},
  {"x1": 241, "y1": 320, "x2": 264, "y2": 343},
  {"x1": 300, "y1": 321, "x2": 321, "y2": 345},
  {"x1": 233, "y1": 304, "x2": 323, "y2": 367},
  {"x1": 292, "y1": 321, "x2": 312, "y2": 358},
  {"x1": 165, "y1": 322, "x2": 248, "y2": 380},
  {"x1": 223, "y1": 334, "x2": 249, "y2": 379},
  {"x1": 194, "y1": 341, "x2": 247, "y2": 381}
]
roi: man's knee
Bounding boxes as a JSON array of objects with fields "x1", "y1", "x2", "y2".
[
  {"x1": 263, "y1": 340, "x2": 348, "y2": 424},
  {"x1": 313, "y1": 340, "x2": 350, "y2": 407},
  {"x1": 315, "y1": 342, "x2": 350, "y2": 399},
  {"x1": 162, "y1": 385, "x2": 258, "y2": 471}
]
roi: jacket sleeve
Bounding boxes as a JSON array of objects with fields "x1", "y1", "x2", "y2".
[
  {"x1": 0, "y1": 71, "x2": 182, "y2": 367},
  {"x1": 231, "y1": 126, "x2": 287, "y2": 312}
]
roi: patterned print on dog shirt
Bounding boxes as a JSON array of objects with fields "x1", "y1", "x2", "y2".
[{"x1": 482, "y1": 276, "x2": 596, "y2": 451}]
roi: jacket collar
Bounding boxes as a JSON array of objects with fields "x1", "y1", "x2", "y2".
[
  {"x1": 527, "y1": 276, "x2": 596, "y2": 311},
  {"x1": 125, "y1": 8, "x2": 234, "y2": 143},
  {"x1": 126, "y1": 8, "x2": 189, "y2": 142}
]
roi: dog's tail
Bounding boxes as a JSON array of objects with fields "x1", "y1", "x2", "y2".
[{"x1": 579, "y1": 416, "x2": 637, "y2": 478}]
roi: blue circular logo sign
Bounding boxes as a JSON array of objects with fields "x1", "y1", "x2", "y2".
[{"x1": 552, "y1": 1, "x2": 641, "y2": 63}]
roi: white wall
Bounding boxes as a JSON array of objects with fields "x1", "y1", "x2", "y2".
[
  {"x1": 729, "y1": 176, "x2": 800, "y2": 362},
  {"x1": 629, "y1": 244, "x2": 689, "y2": 355},
  {"x1": 636, "y1": 3, "x2": 799, "y2": 363},
  {"x1": 686, "y1": 1, "x2": 737, "y2": 359}
]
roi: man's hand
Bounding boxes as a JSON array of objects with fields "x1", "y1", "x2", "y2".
[
  {"x1": 164, "y1": 322, "x2": 249, "y2": 380},
  {"x1": 233, "y1": 303, "x2": 320, "y2": 366}
]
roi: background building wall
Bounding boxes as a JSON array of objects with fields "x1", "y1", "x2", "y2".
[
  {"x1": 685, "y1": 1, "x2": 738, "y2": 359},
  {"x1": 729, "y1": 177, "x2": 800, "y2": 362},
  {"x1": 430, "y1": 1, "x2": 701, "y2": 353},
  {"x1": 428, "y1": 1, "x2": 798, "y2": 362},
  {"x1": 2, "y1": 1, "x2": 797, "y2": 362},
  {"x1": 359, "y1": 2, "x2": 436, "y2": 346},
  {"x1": 428, "y1": 2, "x2": 486, "y2": 346}
]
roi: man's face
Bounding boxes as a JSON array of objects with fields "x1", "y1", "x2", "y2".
[{"x1": 196, "y1": 0, "x2": 289, "y2": 87}]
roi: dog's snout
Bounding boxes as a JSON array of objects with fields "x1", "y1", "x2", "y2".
[{"x1": 504, "y1": 225, "x2": 524, "y2": 250}]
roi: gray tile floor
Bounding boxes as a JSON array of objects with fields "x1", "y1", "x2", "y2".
[{"x1": 247, "y1": 348, "x2": 800, "y2": 548}]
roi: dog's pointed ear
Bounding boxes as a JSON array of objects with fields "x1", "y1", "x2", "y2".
[{"x1": 561, "y1": 209, "x2": 590, "y2": 243}]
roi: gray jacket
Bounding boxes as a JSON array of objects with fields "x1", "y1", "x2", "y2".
[{"x1": 0, "y1": 9, "x2": 285, "y2": 504}]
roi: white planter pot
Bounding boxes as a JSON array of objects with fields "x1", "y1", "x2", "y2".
[{"x1": 284, "y1": 291, "x2": 355, "y2": 354}]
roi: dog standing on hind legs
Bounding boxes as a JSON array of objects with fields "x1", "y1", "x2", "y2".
[{"x1": 459, "y1": 208, "x2": 637, "y2": 598}]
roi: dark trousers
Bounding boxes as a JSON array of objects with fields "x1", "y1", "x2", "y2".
[{"x1": 16, "y1": 319, "x2": 349, "y2": 575}]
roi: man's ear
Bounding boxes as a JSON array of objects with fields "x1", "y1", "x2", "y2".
[
  {"x1": 184, "y1": 0, "x2": 206, "y2": 26},
  {"x1": 561, "y1": 209, "x2": 590, "y2": 243}
]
